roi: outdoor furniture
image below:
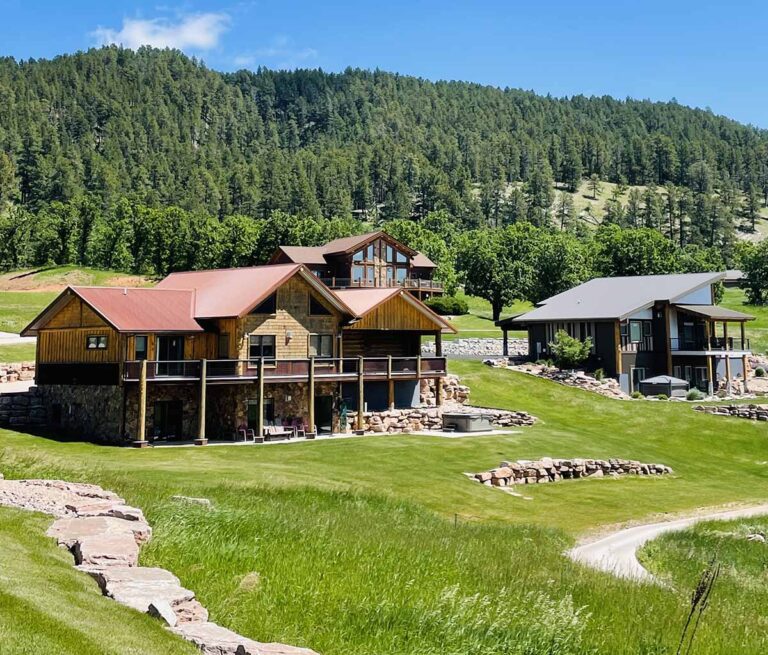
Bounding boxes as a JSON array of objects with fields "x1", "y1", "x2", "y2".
[
  {"x1": 235, "y1": 427, "x2": 256, "y2": 442},
  {"x1": 263, "y1": 425, "x2": 293, "y2": 441}
]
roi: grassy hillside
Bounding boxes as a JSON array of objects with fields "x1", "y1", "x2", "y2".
[
  {"x1": 720, "y1": 287, "x2": 768, "y2": 354},
  {"x1": 1, "y1": 363, "x2": 767, "y2": 653}
]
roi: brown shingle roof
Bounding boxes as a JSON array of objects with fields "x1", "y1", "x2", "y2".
[{"x1": 272, "y1": 231, "x2": 429, "y2": 265}]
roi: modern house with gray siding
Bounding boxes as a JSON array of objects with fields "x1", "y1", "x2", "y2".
[{"x1": 499, "y1": 273, "x2": 754, "y2": 394}]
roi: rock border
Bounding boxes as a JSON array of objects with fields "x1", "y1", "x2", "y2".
[
  {"x1": 0, "y1": 474, "x2": 318, "y2": 655},
  {"x1": 694, "y1": 403, "x2": 768, "y2": 421},
  {"x1": 472, "y1": 458, "x2": 673, "y2": 487}
]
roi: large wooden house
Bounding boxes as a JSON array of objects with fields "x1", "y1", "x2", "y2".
[
  {"x1": 22, "y1": 259, "x2": 454, "y2": 445},
  {"x1": 269, "y1": 231, "x2": 443, "y2": 299},
  {"x1": 500, "y1": 273, "x2": 754, "y2": 394}
]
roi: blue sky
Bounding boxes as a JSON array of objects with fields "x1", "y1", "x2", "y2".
[{"x1": 3, "y1": 0, "x2": 768, "y2": 127}]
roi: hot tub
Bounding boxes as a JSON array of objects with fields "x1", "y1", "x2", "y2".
[{"x1": 442, "y1": 413, "x2": 494, "y2": 433}]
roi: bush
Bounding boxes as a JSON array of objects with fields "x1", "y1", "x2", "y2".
[
  {"x1": 686, "y1": 389, "x2": 704, "y2": 401},
  {"x1": 656, "y1": 394, "x2": 669, "y2": 401},
  {"x1": 549, "y1": 330, "x2": 592, "y2": 370},
  {"x1": 631, "y1": 391, "x2": 643, "y2": 399},
  {"x1": 755, "y1": 367, "x2": 766, "y2": 378},
  {"x1": 425, "y1": 295, "x2": 469, "y2": 316},
  {"x1": 593, "y1": 368, "x2": 604, "y2": 381}
]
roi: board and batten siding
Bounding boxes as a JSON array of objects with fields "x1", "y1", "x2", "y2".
[
  {"x1": 346, "y1": 293, "x2": 439, "y2": 332},
  {"x1": 236, "y1": 276, "x2": 342, "y2": 360}
]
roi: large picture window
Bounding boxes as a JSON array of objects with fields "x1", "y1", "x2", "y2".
[
  {"x1": 309, "y1": 334, "x2": 334, "y2": 358},
  {"x1": 249, "y1": 335, "x2": 276, "y2": 362},
  {"x1": 308, "y1": 294, "x2": 331, "y2": 316},
  {"x1": 134, "y1": 335, "x2": 148, "y2": 360},
  {"x1": 251, "y1": 293, "x2": 277, "y2": 314}
]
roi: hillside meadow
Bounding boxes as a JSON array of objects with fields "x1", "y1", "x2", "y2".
[{"x1": 1, "y1": 363, "x2": 767, "y2": 654}]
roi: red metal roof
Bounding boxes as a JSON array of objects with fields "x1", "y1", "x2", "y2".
[
  {"x1": 156, "y1": 264, "x2": 302, "y2": 318},
  {"x1": 334, "y1": 288, "x2": 401, "y2": 316},
  {"x1": 73, "y1": 287, "x2": 202, "y2": 332}
]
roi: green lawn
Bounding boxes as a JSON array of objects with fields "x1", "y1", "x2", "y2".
[
  {"x1": 0, "y1": 343, "x2": 36, "y2": 363},
  {"x1": 0, "y1": 291, "x2": 57, "y2": 334},
  {"x1": 435, "y1": 292, "x2": 531, "y2": 341},
  {"x1": 1, "y1": 362, "x2": 767, "y2": 653},
  {"x1": 720, "y1": 287, "x2": 768, "y2": 354}
]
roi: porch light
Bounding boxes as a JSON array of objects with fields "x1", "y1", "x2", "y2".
[
  {"x1": 285, "y1": 394, "x2": 292, "y2": 402},
  {"x1": 285, "y1": 330, "x2": 293, "y2": 342}
]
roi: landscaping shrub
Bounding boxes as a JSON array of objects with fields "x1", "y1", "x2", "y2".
[
  {"x1": 656, "y1": 394, "x2": 669, "y2": 401},
  {"x1": 755, "y1": 367, "x2": 766, "y2": 378},
  {"x1": 425, "y1": 295, "x2": 469, "y2": 316},
  {"x1": 631, "y1": 391, "x2": 643, "y2": 399},
  {"x1": 593, "y1": 368, "x2": 604, "y2": 381},
  {"x1": 687, "y1": 389, "x2": 705, "y2": 401},
  {"x1": 549, "y1": 330, "x2": 592, "y2": 370}
]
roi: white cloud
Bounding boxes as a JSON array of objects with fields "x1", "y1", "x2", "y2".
[
  {"x1": 92, "y1": 12, "x2": 230, "y2": 51},
  {"x1": 234, "y1": 36, "x2": 317, "y2": 69}
]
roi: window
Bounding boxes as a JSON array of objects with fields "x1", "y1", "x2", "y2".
[
  {"x1": 249, "y1": 335, "x2": 276, "y2": 362},
  {"x1": 396, "y1": 267, "x2": 407, "y2": 283},
  {"x1": 386, "y1": 245, "x2": 394, "y2": 262},
  {"x1": 86, "y1": 335, "x2": 107, "y2": 350},
  {"x1": 217, "y1": 333, "x2": 229, "y2": 359},
  {"x1": 247, "y1": 398, "x2": 274, "y2": 428},
  {"x1": 631, "y1": 367, "x2": 646, "y2": 390},
  {"x1": 134, "y1": 335, "x2": 148, "y2": 360},
  {"x1": 629, "y1": 321, "x2": 643, "y2": 343},
  {"x1": 309, "y1": 334, "x2": 334, "y2": 358},
  {"x1": 695, "y1": 367, "x2": 708, "y2": 385},
  {"x1": 673, "y1": 365, "x2": 682, "y2": 379},
  {"x1": 309, "y1": 295, "x2": 331, "y2": 316},
  {"x1": 684, "y1": 365, "x2": 693, "y2": 383},
  {"x1": 251, "y1": 293, "x2": 277, "y2": 314},
  {"x1": 353, "y1": 250, "x2": 364, "y2": 262},
  {"x1": 352, "y1": 265, "x2": 364, "y2": 283},
  {"x1": 366, "y1": 244, "x2": 375, "y2": 260},
  {"x1": 642, "y1": 321, "x2": 652, "y2": 337},
  {"x1": 366, "y1": 267, "x2": 375, "y2": 285},
  {"x1": 396, "y1": 251, "x2": 407, "y2": 263}
]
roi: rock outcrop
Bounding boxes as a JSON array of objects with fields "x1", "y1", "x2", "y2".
[
  {"x1": 0, "y1": 361, "x2": 35, "y2": 384},
  {"x1": 472, "y1": 458, "x2": 673, "y2": 486},
  {"x1": 421, "y1": 338, "x2": 528, "y2": 358},
  {"x1": 0, "y1": 476, "x2": 319, "y2": 655},
  {"x1": 694, "y1": 403, "x2": 768, "y2": 421}
]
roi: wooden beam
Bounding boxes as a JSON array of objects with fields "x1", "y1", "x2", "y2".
[
  {"x1": 435, "y1": 377, "x2": 443, "y2": 406},
  {"x1": 387, "y1": 355, "x2": 394, "y2": 410},
  {"x1": 743, "y1": 354, "x2": 750, "y2": 393},
  {"x1": 502, "y1": 328, "x2": 509, "y2": 357},
  {"x1": 308, "y1": 356, "x2": 316, "y2": 435},
  {"x1": 257, "y1": 357, "x2": 265, "y2": 441},
  {"x1": 723, "y1": 321, "x2": 729, "y2": 349},
  {"x1": 725, "y1": 354, "x2": 732, "y2": 394},
  {"x1": 435, "y1": 331, "x2": 443, "y2": 357},
  {"x1": 740, "y1": 321, "x2": 746, "y2": 349},
  {"x1": 704, "y1": 320, "x2": 711, "y2": 350},
  {"x1": 357, "y1": 355, "x2": 365, "y2": 431},
  {"x1": 133, "y1": 359, "x2": 148, "y2": 447},
  {"x1": 195, "y1": 359, "x2": 207, "y2": 445},
  {"x1": 614, "y1": 321, "x2": 623, "y2": 376},
  {"x1": 706, "y1": 355, "x2": 714, "y2": 396}
]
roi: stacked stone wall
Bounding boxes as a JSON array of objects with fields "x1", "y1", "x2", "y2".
[{"x1": 694, "y1": 404, "x2": 768, "y2": 421}]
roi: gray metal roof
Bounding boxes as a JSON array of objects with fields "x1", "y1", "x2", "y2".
[
  {"x1": 640, "y1": 375, "x2": 688, "y2": 385},
  {"x1": 510, "y1": 272, "x2": 724, "y2": 323},
  {"x1": 674, "y1": 304, "x2": 754, "y2": 321}
]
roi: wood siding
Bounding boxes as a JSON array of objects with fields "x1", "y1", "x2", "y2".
[
  {"x1": 342, "y1": 331, "x2": 421, "y2": 357},
  {"x1": 347, "y1": 293, "x2": 440, "y2": 331},
  {"x1": 236, "y1": 276, "x2": 342, "y2": 360}
]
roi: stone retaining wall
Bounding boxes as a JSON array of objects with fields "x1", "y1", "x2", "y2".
[
  {"x1": 355, "y1": 403, "x2": 536, "y2": 433},
  {"x1": 0, "y1": 387, "x2": 47, "y2": 428},
  {"x1": 694, "y1": 404, "x2": 768, "y2": 421},
  {"x1": 0, "y1": 474, "x2": 318, "y2": 655},
  {"x1": 472, "y1": 457, "x2": 673, "y2": 486},
  {"x1": 421, "y1": 338, "x2": 528, "y2": 358},
  {"x1": 420, "y1": 375, "x2": 470, "y2": 405},
  {"x1": 0, "y1": 361, "x2": 35, "y2": 384}
]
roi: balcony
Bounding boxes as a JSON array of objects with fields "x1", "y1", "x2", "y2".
[
  {"x1": 123, "y1": 356, "x2": 448, "y2": 383},
  {"x1": 620, "y1": 336, "x2": 655, "y2": 353},
  {"x1": 317, "y1": 277, "x2": 443, "y2": 291},
  {"x1": 670, "y1": 337, "x2": 750, "y2": 352}
]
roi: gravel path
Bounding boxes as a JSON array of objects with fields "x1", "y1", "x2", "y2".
[{"x1": 567, "y1": 504, "x2": 768, "y2": 581}]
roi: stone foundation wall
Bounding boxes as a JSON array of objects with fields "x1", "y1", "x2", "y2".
[
  {"x1": 473, "y1": 457, "x2": 673, "y2": 487},
  {"x1": 0, "y1": 361, "x2": 35, "y2": 384},
  {"x1": 694, "y1": 404, "x2": 768, "y2": 421},
  {"x1": 37, "y1": 384, "x2": 124, "y2": 442},
  {"x1": 422, "y1": 338, "x2": 528, "y2": 358}
]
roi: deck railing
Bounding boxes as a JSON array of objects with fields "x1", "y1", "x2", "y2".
[
  {"x1": 670, "y1": 337, "x2": 750, "y2": 352},
  {"x1": 123, "y1": 356, "x2": 447, "y2": 382},
  {"x1": 317, "y1": 277, "x2": 443, "y2": 291}
]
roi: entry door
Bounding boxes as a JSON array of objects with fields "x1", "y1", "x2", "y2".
[
  {"x1": 314, "y1": 395, "x2": 334, "y2": 433},
  {"x1": 153, "y1": 400, "x2": 183, "y2": 440},
  {"x1": 157, "y1": 335, "x2": 185, "y2": 376}
]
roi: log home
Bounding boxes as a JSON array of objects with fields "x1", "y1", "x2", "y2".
[
  {"x1": 269, "y1": 231, "x2": 443, "y2": 299},
  {"x1": 499, "y1": 272, "x2": 754, "y2": 395},
  {"x1": 22, "y1": 263, "x2": 455, "y2": 445}
]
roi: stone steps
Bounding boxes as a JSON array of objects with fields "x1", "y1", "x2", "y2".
[{"x1": 0, "y1": 474, "x2": 319, "y2": 655}]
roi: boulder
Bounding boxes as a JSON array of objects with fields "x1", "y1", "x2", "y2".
[
  {"x1": 47, "y1": 515, "x2": 151, "y2": 547},
  {"x1": 171, "y1": 621, "x2": 320, "y2": 655},
  {"x1": 73, "y1": 534, "x2": 140, "y2": 567}
]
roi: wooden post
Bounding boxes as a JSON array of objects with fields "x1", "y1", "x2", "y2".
[
  {"x1": 308, "y1": 356, "x2": 316, "y2": 436},
  {"x1": 416, "y1": 355, "x2": 422, "y2": 378},
  {"x1": 723, "y1": 322, "x2": 729, "y2": 350},
  {"x1": 357, "y1": 356, "x2": 365, "y2": 432},
  {"x1": 740, "y1": 322, "x2": 746, "y2": 350},
  {"x1": 257, "y1": 358, "x2": 265, "y2": 442},
  {"x1": 742, "y1": 354, "x2": 750, "y2": 393},
  {"x1": 614, "y1": 321, "x2": 623, "y2": 376},
  {"x1": 724, "y1": 323, "x2": 732, "y2": 394},
  {"x1": 387, "y1": 355, "x2": 394, "y2": 410},
  {"x1": 502, "y1": 328, "x2": 509, "y2": 357},
  {"x1": 663, "y1": 304, "x2": 673, "y2": 375},
  {"x1": 704, "y1": 320, "x2": 711, "y2": 350},
  {"x1": 706, "y1": 355, "x2": 714, "y2": 396},
  {"x1": 435, "y1": 331, "x2": 443, "y2": 357},
  {"x1": 195, "y1": 359, "x2": 208, "y2": 445},
  {"x1": 435, "y1": 377, "x2": 443, "y2": 406},
  {"x1": 133, "y1": 359, "x2": 148, "y2": 447}
]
